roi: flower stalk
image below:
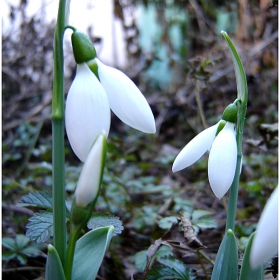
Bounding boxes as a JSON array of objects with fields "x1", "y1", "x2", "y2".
[
  {"x1": 221, "y1": 31, "x2": 248, "y2": 232},
  {"x1": 51, "y1": 0, "x2": 70, "y2": 267}
]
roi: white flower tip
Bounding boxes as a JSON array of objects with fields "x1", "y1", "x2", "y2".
[
  {"x1": 208, "y1": 122, "x2": 237, "y2": 199},
  {"x1": 250, "y1": 187, "x2": 278, "y2": 269},
  {"x1": 75, "y1": 133, "x2": 106, "y2": 207},
  {"x1": 172, "y1": 160, "x2": 183, "y2": 173},
  {"x1": 147, "y1": 123, "x2": 156, "y2": 134},
  {"x1": 95, "y1": 58, "x2": 156, "y2": 134}
]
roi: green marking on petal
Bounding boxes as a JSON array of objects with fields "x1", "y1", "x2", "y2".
[
  {"x1": 215, "y1": 120, "x2": 226, "y2": 136},
  {"x1": 87, "y1": 59, "x2": 100, "y2": 80}
]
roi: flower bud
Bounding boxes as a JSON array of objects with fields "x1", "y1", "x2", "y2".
[
  {"x1": 71, "y1": 30, "x2": 97, "y2": 64},
  {"x1": 222, "y1": 103, "x2": 238, "y2": 123},
  {"x1": 75, "y1": 132, "x2": 107, "y2": 208}
]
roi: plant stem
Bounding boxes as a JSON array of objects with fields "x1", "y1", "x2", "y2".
[
  {"x1": 65, "y1": 224, "x2": 82, "y2": 280},
  {"x1": 222, "y1": 31, "x2": 248, "y2": 232},
  {"x1": 225, "y1": 99, "x2": 246, "y2": 231},
  {"x1": 51, "y1": 0, "x2": 70, "y2": 267}
]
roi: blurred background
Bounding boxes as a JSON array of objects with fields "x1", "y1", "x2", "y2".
[{"x1": 2, "y1": 0, "x2": 278, "y2": 279}]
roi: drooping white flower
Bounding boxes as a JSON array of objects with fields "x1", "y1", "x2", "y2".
[
  {"x1": 250, "y1": 187, "x2": 278, "y2": 269},
  {"x1": 95, "y1": 58, "x2": 156, "y2": 134},
  {"x1": 208, "y1": 122, "x2": 237, "y2": 199},
  {"x1": 172, "y1": 110, "x2": 237, "y2": 199},
  {"x1": 66, "y1": 29, "x2": 156, "y2": 162},
  {"x1": 172, "y1": 122, "x2": 220, "y2": 172},
  {"x1": 75, "y1": 132, "x2": 106, "y2": 208},
  {"x1": 65, "y1": 63, "x2": 111, "y2": 162}
]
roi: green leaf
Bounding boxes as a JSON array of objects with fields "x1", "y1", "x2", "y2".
[
  {"x1": 240, "y1": 232, "x2": 264, "y2": 280},
  {"x1": 147, "y1": 266, "x2": 175, "y2": 280},
  {"x1": 72, "y1": 226, "x2": 114, "y2": 280},
  {"x1": 2, "y1": 252, "x2": 17, "y2": 261},
  {"x1": 17, "y1": 254, "x2": 28, "y2": 265},
  {"x1": 2, "y1": 237, "x2": 17, "y2": 251},
  {"x1": 158, "y1": 216, "x2": 178, "y2": 230},
  {"x1": 17, "y1": 191, "x2": 53, "y2": 209},
  {"x1": 192, "y1": 210, "x2": 212, "y2": 221},
  {"x1": 87, "y1": 213, "x2": 123, "y2": 236},
  {"x1": 26, "y1": 211, "x2": 53, "y2": 243},
  {"x1": 15, "y1": 234, "x2": 30, "y2": 250},
  {"x1": 221, "y1": 31, "x2": 248, "y2": 102},
  {"x1": 158, "y1": 256, "x2": 189, "y2": 280},
  {"x1": 21, "y1": 245, "x2": 42, "y2": 257},
  {"x1": 194, "y1": 217, "x2": 217, "y2": 229},
  {"x1": 2, "y1": 234, "x2": 43, "y2": 264},
  {"x1": 131, "y1": 246, "x2": 173, "y2": 273},
  {"x1": 45, "y1": 244, "x2": 66, "y2": 280},
  {"x1": 147, "y1": 266, "x2": 182, "y2": 280},
  {"x1": 211, "y1": 229, "x2": 238, "y2": 280},
  {"x1": 133, "y1": 250, "x2": 149, "y2": 272}
]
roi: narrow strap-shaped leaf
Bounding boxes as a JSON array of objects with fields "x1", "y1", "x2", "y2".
[
  {"x1": 211, "y1": 229, "x2": 238, "y2": 280},
  {"x1": 240, "y1": 232, "x2": 264, "y2": 280},
  {"x1": 45, "y1": 244, "x2": 66, "y2": 280},
  {"x1": 72, "y1": 226, "x2": 114, "y2": 280},
  {"x1": 221, "y1": 31, "x2": 248, "y2": 103}
]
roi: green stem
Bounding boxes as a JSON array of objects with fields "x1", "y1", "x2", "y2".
[
  {"x1": 226, "y1": 99, "x2": 246, "y2": 232},
  {"x1": 65, "y1": 224, "x2": 82, "y2": 280},
  {"x1": 222, "y1": 31, "x2": 248, "y2": 232},
  {"x1": 51, "y1": 0, "x2": 70, "y2": 266}
]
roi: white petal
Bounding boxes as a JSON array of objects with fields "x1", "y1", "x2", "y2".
[
  {"x1": 250, "y1": 187, "x2": 278, "y2": 269},
  {"x1": 75, "y1": 133, "x2": 106, "y2": 207},
  {"x1": 172, "y1": 123, "x2": 219, "y2": 172},
  {"x1": 65, "y1": 63, "x2": 110, "y2": 162},
  {"x1": 95, "y1": 59, "x2": 156, "y2": 134},
  {"x1": 208, "y1": 122, "x2": 237, "y2": 199}
]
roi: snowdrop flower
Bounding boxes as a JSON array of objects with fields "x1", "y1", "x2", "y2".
[
  {"x1": 75, "y1": 132, "x2": 106, "y2": 208},
  {"x1": 65, "y1": 62, "x2": 110, "y2": 162},
  {"x1": 172, "y1": 103, "x2": 238, "y2": 199},
  {"x1": 65, "y1": 29, "x2": 156, "y2": 162},
  {"x1": 250, "y1": 187, "x2": 278, "y2": 269}
]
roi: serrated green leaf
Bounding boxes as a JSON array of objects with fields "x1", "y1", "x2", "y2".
[
  {"x1": 158, "y1": 256, "x2": 189, "y2": 280},
  {"x1": 211, "y1": 229, "x2": 238, "y2": 280},
  {"x1": 240, "y1": 232, "x2": 264, "y2": 280},
  {"x1": 147, "y1": 266, "x2": 184, "y2": 280},
  {"x1": 72, "y1": 226, "x2": 114, "y2": 280},
  {"x1": 17, "y1": 191, "x2": 53, "y2": 209},
  {"x1": 26, "y1": 211, "x2": 53, "y2": 243},
  {"x1": 87, "y1": 213, "x2": 123, "y2": 236},
  {"x1": 45, "y1": 244, "x2": 66, "y2": 280}
]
